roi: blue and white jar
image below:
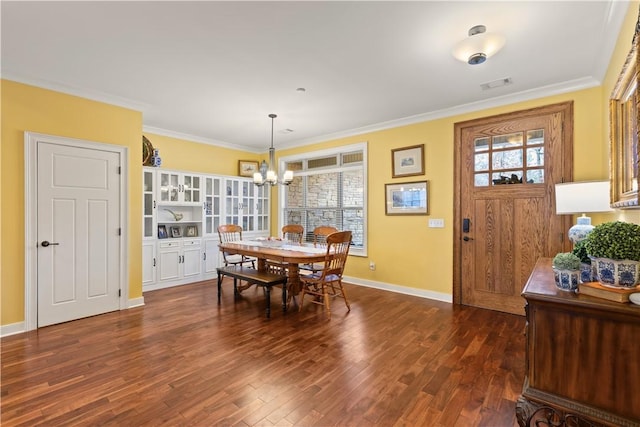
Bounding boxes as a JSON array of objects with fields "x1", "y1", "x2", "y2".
[
  {"x1": 553, "y1": 268, "x2": 580, "y2": 292},
  {"x1": 592, "y1": 258, "x2": 640, "y2": 288}
]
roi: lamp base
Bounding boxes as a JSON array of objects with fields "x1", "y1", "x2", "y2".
[{"x1": 568, "y1": 215, "x2": 594, "y2": 244}]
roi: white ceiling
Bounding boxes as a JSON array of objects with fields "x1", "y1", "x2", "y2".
[{"x1": 1, "y1": 1, "x2": 629, "y2": 152}]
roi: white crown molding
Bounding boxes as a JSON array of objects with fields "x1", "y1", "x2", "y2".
[
  {"x1": 4, "y1": 70, "x2": 600, "y2": 154},
  {"x1": 279, "y1": 76, "x2": 601, "y2": 150},
  {"x1": 1, "y1": 71, "x2": 150, "y2": 112},
  {"x1": 592, "y1": 0, "x2": 630, "y2": 80},
  {"x1": 142, "y1": 126, "x2": 262, "y2": 153}
]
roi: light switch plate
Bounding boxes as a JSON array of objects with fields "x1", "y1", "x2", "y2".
[{"x1": 428, "y1": 218, "x2": 445, "y2": 228}]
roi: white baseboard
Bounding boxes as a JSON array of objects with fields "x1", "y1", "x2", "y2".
[
  {"x1": 1, "y1": 297, "x2": 146, "y2": 337},
  {"x1": 342, "y1": 275, "x2": 453, "y2": 303},
  {"x1": 0, "y1": 322, "x2": 27, "y2": 338},
  {"x1": 127, "y1": 296, "x2": 145, "y2": 308}
]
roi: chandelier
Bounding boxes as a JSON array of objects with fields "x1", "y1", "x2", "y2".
[{"x1": 253, "y1": 113, "x2": 293, "y2": 186}]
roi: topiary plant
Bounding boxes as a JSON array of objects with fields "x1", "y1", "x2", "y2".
[
  {"x1": 552, "y1": 252, "x2": 581, "y2": 270},
  {"x1": 584, "y1": 221, "x2": 640, "y2": 261},
  {"x1": 571, "y1": 240, "x2": 591, "y2": 264}
]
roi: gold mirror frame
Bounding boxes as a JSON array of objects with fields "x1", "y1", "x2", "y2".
[{"x1": 610, "y1": 11, "x2": 640, "y2": 209}]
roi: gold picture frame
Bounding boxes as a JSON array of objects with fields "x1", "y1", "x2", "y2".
[
  {"x1": 609, "y1": 11, "x2": 639, "y2": 208},
  {"x1": 185, "y1": 225, "x2": 198, "y2": 237},
  {"x1": 238, "y1": 160, "x2": 259, "y2": 178},
  {"x1": 391, "y1": 144, "x2": 425, "y2": 178}
]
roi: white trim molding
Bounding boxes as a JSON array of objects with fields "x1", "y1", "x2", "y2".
[
  {"x1": 24, "y1": 132, "x2": 129, "y2": 331},
  {"x1": 343, "y1": 275, "x2": 453, "y2": 304}
]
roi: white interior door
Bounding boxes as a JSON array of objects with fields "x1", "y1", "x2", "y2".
[{"x1": 37, "y1": 141, "x2": 121, "y2": 327}]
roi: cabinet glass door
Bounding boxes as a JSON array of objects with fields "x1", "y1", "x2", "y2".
[
  {"x1": 241, "y1": 181, "x2": 254, "y2": 231},
  {"x1": 143, "y1": 169, "x2": 156, "y2": 238},
  {"x1": 256, "y1": 184, "x2": 269, "y2": 232},
  {"x1": 204, "y1": 176, "x2": 221, "y2": 235},
  {"x1": 183, "y1": 174, "x2": 201, "y2": 203},
  {"x1": 159, "y1": 172, "x2": 180, "y2": 202},
  {"x1": 225, "y1": 179, "x2": 240, "y2": 225}
]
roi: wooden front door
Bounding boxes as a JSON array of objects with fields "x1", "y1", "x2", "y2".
[{"x1": 454, "y1": 102, "x2": 574, "y2": 315}]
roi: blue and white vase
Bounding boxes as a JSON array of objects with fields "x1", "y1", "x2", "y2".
[
  {"x1": 579, "y1": 262, "x2": 596, "y2": 283},
  {"x1": 592, "y1": 257, "x2": 640, "y2": 288},
  {"x1": 553, "y1": 268, "x2": 580, "y2": 292},
  {"x1": 151, "y1": 149, "x2": 162, "y2": 167}
]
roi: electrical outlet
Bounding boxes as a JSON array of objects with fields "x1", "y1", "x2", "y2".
[
  {"x1": 369, "y1": 261, "x2": 376, "y2": 271},
  {"x1": 428, "y1": 218, "x2": 445, "y2": 228}
]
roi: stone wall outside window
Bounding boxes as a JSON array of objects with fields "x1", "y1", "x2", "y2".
[{"x1": 284, "y1": 169, "x2": 364, "y2": 246}]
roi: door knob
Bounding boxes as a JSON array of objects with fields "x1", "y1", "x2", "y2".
[
  {"x1": 41, "y1": 240, "x2": 60, "y2": 247},
  {"x1": 463, "y1": 236, "x2": 474, "y2": 241}
]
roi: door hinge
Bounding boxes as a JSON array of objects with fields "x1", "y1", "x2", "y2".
[
  {"x1": 118, "y1": 289, "x2": 122, "y2": 297},
  {"x1": 118, "y1": 166, "x2": 122, "y2": 175},
  {"x1": 118, "y1": 228, "x2": 122, "y2": 236}
]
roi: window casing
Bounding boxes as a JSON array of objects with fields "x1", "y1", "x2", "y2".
[{"x1": 279, "y1": 143, "x2": 367, "y2": 256}]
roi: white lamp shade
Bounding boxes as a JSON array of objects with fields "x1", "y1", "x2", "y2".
[
  {"x1": 452, "y1": 32, "x2": 505, "y2": 63},
  {"x1": 555, "y1": 181, "x2": 613, "y2": 214}
]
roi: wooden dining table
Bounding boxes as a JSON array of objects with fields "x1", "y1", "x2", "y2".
[{"x1": 218, "y1": 240, "x2": 329, "y2": 299}]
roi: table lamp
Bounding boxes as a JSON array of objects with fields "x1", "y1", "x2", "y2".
[{"x1": 555, "y1": 180, "x2": 614, "y2": 244}]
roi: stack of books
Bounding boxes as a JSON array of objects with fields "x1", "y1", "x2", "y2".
[{"x1": 578, "y1": 281, "x2": 639, "y2": 303}]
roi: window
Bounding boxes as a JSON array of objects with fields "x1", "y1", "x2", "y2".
[
  {"x1": 473, "y1": 129, "x2": 545, "y2": 187},
  {"x1": 280, "y1": 143, "x2": 367, "y2": 256}
]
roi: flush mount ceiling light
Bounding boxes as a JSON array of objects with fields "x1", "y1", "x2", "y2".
[{"x1": 452, "y1": 25, "x2": 505, "y2": 65}]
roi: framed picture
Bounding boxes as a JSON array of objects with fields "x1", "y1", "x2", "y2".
[
  {"x1": 158, "y1": 225, "x2": 168, "y2": 239},
  {"x1": 170, "y1": 226, "x2": 182, "y2": 238},
  {"x1": 391, "y1": 144, "x2": 425, "y2": 178},
  {"x1": 609, "y1": 15, "x2": 639, "y2": 208},
  {"x1": 385, "y1": 180, "x2": 429, "y2": 215},
  {"x1": 238, "y1": 160, "x2": 259, "y2": 177},
  {"x1": 186, "y1": 225, "x2": 198, "y2": 237}
]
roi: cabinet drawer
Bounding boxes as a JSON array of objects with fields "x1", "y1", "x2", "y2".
[
  {"x1": 183, "y1": 239, "x2": 201, "y2": 247},
  {"x1": 159, "y1": 241, "x2": 180, "y2": 249}
]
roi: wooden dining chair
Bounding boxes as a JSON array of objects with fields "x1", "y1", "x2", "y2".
[
  {"x1": 266, "y1": 224, "x2": 305, "y2": 275},
  {"x1": 300, "y1": 225, "x2": 338, "y2": 274},
  {"x1": 217, "y1": 224, "x2": 256, "y2": 291},
  {"x1": 311, "y1": 226, "x2": 338, "y2": 247},
  {"x1": 282, "y1": 224, "x2": 304, "y2": 244},
  {"x1": 298, "y1": 230, "x2": 352, "y2": 319}
]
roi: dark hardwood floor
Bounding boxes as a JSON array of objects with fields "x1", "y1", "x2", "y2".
[{"x1": 1, "y1": 280, "x2": 525, "y2": 426}]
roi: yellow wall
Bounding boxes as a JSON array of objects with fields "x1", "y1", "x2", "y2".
[
  {"x1": 143, "y1": 132, "x2": 262, "y2": 176},
  {"x1": 601, "y1": 1, "x2": 640, "y2": 226},
  {"x1": 2, "y1": 2, "x2": 639, "y2": 327},
  {"x1": 1, "y1": 80, "x2": 143, "y2": 325},
  {"x1": 275, "y1": 88, "x2": 608, "y2": 294}
]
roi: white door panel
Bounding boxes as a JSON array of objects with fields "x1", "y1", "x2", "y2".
[
  {"x1": 38, "y1": 142, "x2": 121, "y2": 327},
  {"x1": 159, "y1": 246, "x2": 180, "y2": 281},
  {"x1": 183, "y1": 245, "x2": 202, "y2": 278}
]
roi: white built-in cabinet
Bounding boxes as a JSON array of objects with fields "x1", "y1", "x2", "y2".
[
  {"x1": 142, "y1": 241, "x2": 156, "y2": 286},
  {"x1": 223, "y1": 178, "x2": 270, "y2": 232},
  {"x1": 142, "y1": 167, "x2": 269, "y2": 292},
  {"x1": 157, "y1": 239, "x2": 202, "y2": 282},
  {"x1": 157, "y1": 171, "x2": 202, "y2": 204}
]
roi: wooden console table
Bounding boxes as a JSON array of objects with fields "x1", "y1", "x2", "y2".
[{"x1": 516, "y1": 258, "x2": 640, "y2": 427}]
